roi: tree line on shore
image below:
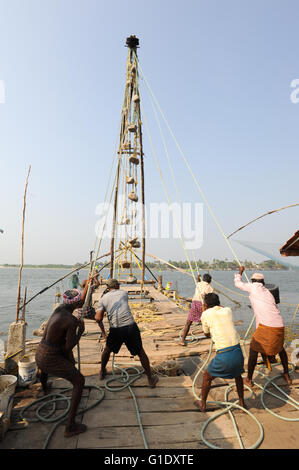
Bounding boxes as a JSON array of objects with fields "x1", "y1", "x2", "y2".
[{"x1": 1, "y1": 259, "x2": 287, "y2": 270}]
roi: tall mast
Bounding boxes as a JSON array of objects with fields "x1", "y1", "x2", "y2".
[{"x1": 109, "y1": 36, "x2": 146, "y2": 284}]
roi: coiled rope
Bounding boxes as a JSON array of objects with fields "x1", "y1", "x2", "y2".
[
  {"x1": 191, "y1": 340, "x2": 298, "y2": 448},
  {"x1": 19, "y1": 354, "x2": 148, "y2": 450},
  {"x1": 104, "y1": 354, "x2": 148, "y2": 448},
  {"x1": 20, "y1": 385, "x2": 105, "y2": 449}
]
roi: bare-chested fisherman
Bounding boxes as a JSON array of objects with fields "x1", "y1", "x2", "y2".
[{"x1": 35, "y1": 277, "x2": 91, "y2": 438}]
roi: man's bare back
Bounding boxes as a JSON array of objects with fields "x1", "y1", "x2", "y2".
[
  {"x1": 35, "y1": 283, "x2": 91, "y2": 438},
  {"x1": 43, "y1": 305, "x2": 82, "y2": 349}
]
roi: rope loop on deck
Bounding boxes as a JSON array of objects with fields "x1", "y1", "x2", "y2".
[
  {"x1": 19, "y1": 385, "x2": 105, "y2": 449},
  {"x1": 192, "y1": 340, "x2": 299, "y2": 449},
  {"x1": 104, "y1": 354, "x2": 148, "y2": 448}
]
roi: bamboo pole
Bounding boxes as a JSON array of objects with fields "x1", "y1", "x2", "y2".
[
  {"x1": 227, "y1": 203, "x2": 299, "y2": 239},
  {"x1": 16, "y1": 165, "x2": 31, "y2": 322},
  {"x1": 22, "y1": 251, "x2": 113, "y2": 308}
]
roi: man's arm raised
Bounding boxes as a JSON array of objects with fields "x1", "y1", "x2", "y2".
[
  {"x1": 234, "y1": 266, "x2": 251, "y2": 292},
  {"x1": 76, "y1": 276, "x2": 92, "y2": 308}
]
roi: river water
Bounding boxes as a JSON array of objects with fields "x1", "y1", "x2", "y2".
[{"x1": 0, "y1": 267, "x2": 298, "y2": 342}]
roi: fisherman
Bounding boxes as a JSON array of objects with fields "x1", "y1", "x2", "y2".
[
  {"x1": 179, "y1": 273, "x2": 213, "y2": 346},
  {"x1": 234, "y1": 266, "x2": 291, "y2": 385},
  {"x1": 70, "y1": 272, "x2": 80, "y2": 289},
  {"x1": 81, "y1": 269, "x2": 100, "y2": 290},
  {"x1": 35, "y1": 277, "x2": 91, "y2": 438},
  {"x1": 94, "y1": 279, "x2": 158, "y2": 387},
  {"x1": 194, "y1": 293, "x2": 246, "y2": 411}
]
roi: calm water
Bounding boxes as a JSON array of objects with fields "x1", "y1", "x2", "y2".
[{"x1": 0, "y1": 268, "x2": 298, "y2": 341}]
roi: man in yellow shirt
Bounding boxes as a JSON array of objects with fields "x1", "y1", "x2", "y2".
[{"x1": 194, "y1": 293, "x2": 245, "y2": 411}]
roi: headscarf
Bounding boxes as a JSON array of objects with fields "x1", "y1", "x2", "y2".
[{"x1": 63, "y1": 289, "x2": 82, "y2": 305}]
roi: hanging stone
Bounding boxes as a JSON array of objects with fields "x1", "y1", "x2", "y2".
[
  {"x1": 120, "y1": 260, "x2": 131, "y2": 269},
  {"x1": 133, "y1": 94, "x2": 140, "y2": 103},
  {"x1": 128, "y1": 191, "x2": 138, "y2": 202},
  {"x1": 129, "y1": 155, "x2": 139, "y2": 165},
  {"x1": 126, "y1": 176, "x2": 135, "y2": 184},
  {"x1": 128, "y1": 123, "x2": 137, "y2": 133},
  {"x1": 129, "y1": 238, "x2": 141, "y2": 248}
]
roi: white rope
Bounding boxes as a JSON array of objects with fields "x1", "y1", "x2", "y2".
[
  {"x1": 140, "y1": 100, "x2": 198, "y2": 287},
  {"x1": 136, "y1": 53, "x2": 250, "y2": 283}
]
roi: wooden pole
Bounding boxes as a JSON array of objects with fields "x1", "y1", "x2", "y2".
[{"x1": 16, "y1": 165, "x2": 31, "y2": 322}]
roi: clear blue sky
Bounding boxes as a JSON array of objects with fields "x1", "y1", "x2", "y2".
[{"x1": 0, "y1": 0, "x2": 298, "y2": 265}]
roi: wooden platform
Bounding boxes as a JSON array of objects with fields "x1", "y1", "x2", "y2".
[{"x1": 1, "y1": 283, "x2": 298, "y2": 450}]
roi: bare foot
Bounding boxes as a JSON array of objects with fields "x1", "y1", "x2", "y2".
[
  {"x1": 243, "y1": 377, "x2": 253, "y2": 387},
  {"x1": 64, "y1": 423, "x2": 87, "y2": 438},
  {"x1": 282, "y1": 373, "x2": 292, "y2": 385},
  {"x1": 178, "y1": 341, "x2": 186, "y2": 346},
  {"x1": 194, "y1": 400, "x2": 206, "y2": 412},
  {"x1": 99, "y1": 369, "x2": 106, "y2": 380},
  {"x1": 148, "y1": 374, "x2": 159, "y2": 388}
]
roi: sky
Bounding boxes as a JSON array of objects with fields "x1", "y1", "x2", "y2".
[{"x1": 0, "y1": 0, "x2": 298, "y2": 265}]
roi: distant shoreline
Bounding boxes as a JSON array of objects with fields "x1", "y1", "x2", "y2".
[
  {"x1": 0, "y1": 265, "x2": 288, "y2": 271},
  {"x1": 0, "y1": 266, "x2": 86, "y2": 270}
]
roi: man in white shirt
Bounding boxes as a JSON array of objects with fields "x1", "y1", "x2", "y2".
[
  {"x1": 179, "y1": 274, "x2": 213, "y2": 346},
  {"x1": 194, "y1": 293, "x2": 245, "y2": 411},
  {"x1": 234, "y1": 266, "x2": 290, "y2": 386}
]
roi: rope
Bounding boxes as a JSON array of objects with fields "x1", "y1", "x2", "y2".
[
  {"x1": 178, "y1": 328, "x2": 206, "y2": 344},
  {"x1": 104, "y1": 354, "x2": 148, "y2": 448},
  {"x1": 191, "y1": 340, "x2": 299, "y2": 449},
  {"x1": 77, "y1": 153, "x2": 120, "y2": 369},
  {"x1": 136, "y1": 52, "x2": 250, "y2": 283},
  {"x1": 140, "y1": 101, "x2": 198, "y2": 289},
  {"x1": 137, "y1": 61, "x2": 299, "y2": 365},
  {"x1": 20, "y1": 385, "x2": 105, "y2": 449}
]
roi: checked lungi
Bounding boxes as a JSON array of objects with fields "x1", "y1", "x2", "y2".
[
  {"x1": 187, "y1": 301, "x2": 202, "y2": 322},
  {"x1": 35, "y1": 338, "x2": 81, "y2": 382}
]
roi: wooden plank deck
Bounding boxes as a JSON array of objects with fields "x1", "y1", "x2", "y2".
[{"x1": 1, "y1": 283, "x2": 298, "y2": 449}]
